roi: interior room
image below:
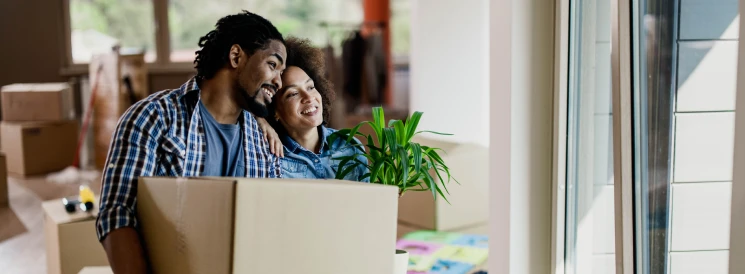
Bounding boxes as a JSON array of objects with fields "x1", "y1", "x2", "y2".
[{"x1": 1, "y1": 0, "x2": 745, "y2": 274}]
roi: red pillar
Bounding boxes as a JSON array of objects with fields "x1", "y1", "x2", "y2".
[{"x1": 363, "y1": 0, "x2": 392, "y2": 107}]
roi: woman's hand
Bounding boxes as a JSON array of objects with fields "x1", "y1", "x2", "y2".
[{"x1": 256, "y1": 117, "x2": 284, "y2": 158}]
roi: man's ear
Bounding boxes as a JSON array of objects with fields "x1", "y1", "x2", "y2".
[{"x1": 229, "y1": 44, "x2": 244, "y2": 69}]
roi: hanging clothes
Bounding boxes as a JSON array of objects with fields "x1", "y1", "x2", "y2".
[
  {"x1": 362, "y1": 31, "x2": 387, "y2": 105},
  {"x1": 341, "y1": 31, "x2": 366, "y2": 112}
]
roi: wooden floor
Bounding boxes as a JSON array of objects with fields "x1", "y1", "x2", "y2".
[{"x1": 0, "y1": 173, "x2": 101, "y2": 274}]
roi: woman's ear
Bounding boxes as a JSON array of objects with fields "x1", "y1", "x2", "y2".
[{"x1": 229, "y1": 44, "x2": 243, "y2": 68}]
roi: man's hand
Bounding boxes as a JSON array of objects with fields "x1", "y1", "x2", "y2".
[
  {"x1": 102, "y1": 227, "x2": 149, "y2": 274},
  {"x1": 256, "y1": 117, "x2": 284, "y2": 158}
]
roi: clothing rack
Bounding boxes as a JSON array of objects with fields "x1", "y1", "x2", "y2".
[{"x1": 318, "y1": 20, "x2": 386, "y2": 47}]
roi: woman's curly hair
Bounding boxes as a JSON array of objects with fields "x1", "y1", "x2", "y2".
[{"x1": 275, "y1": 36, "x2": 336, "y2": 123}]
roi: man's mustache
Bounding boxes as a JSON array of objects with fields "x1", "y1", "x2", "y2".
[{"x1": 261, "y1": 84, "x2": 278, "y2": 93}]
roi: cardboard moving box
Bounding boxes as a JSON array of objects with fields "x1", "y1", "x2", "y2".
[
  {"x1": 397, "y1": 136, "x2": 489, "y2": 231},
  {"x1": 43, "y1": 197, "x2": 109, "y2": 274},
  {"x1": 0, "y1": 121, "x2": 78, "y2": 176},
  {"x1": 1, "y1": 83, "x2": 75, "y2": 122},
  {"x1": 137, "y1": 177, "x2": 398, "y2": 274}
]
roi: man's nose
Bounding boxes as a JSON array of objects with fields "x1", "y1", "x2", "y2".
[{"x1": 271, "y1": 72, "x2": 282, "y2": 90}]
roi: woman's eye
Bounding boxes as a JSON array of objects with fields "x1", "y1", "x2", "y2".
[{"x1": 309, "y1": 86, "x2": 315, "y2": 90}]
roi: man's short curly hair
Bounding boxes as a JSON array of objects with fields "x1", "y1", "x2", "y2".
[
  {"x1": 194, "y1": 10, "x2": 284, "y2": 79},
  {"x1": 280, "y1": 36, "x2": 336, "y2": 123}
]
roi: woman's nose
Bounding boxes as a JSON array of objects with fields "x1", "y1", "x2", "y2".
[{"x1": 300, "y1": 91, "x2": 312, "y2": 103}]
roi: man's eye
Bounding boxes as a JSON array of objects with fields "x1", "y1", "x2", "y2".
[{"x1": 269, "y1": 62, "x2": 277, "y2": 69}]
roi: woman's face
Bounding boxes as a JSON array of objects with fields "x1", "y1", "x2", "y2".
[{"x1": 274, "y1": 66, "x2": 323, "y2": 131}]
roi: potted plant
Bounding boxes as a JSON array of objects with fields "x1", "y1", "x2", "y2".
[{"x1": 329, "y1": 106, "x2": 458, "y2": 274}]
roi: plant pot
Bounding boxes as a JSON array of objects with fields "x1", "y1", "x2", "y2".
[{"x1": 394, "y1": 249, "x2": 409, "y2": 274}]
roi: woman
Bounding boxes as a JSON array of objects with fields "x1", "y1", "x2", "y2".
[{"x1": 257, "y1": 37, "x2": 369, "y2": 182}]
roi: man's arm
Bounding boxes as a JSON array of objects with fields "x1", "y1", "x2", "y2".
[
  {"x1": 102, "y1": 228, "x2": 148, "y2": 274},
  {"x1": 96, "y1": 101, "x2": 163, "y2": 274}
]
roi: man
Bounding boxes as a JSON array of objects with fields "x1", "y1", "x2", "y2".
[{"x1": 95, "y1": 11, "x2": 286, "y2": 273}]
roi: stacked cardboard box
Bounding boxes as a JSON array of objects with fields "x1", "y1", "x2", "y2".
[
  {"x1": 42, "y1": 197, "x2": 109, "y2": 274},
  {"x1": 0, "y1": 83, "x2": 78, "y2": 176}
]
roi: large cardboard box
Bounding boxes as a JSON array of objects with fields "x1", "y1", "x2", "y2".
[
  {"x1": 43, "y1": 198, "x2": 109, "y2": 274},
  {"x1": 397, "y1": 136, "x2": 489, "y2": 231},
  {"x1": 137, "y1": 177, "x2": 398, "y2": 274},
  {"x1": 0, "y1": 153, "x2": 7, "y2": 207},
  {"x1": 0, "y1": 121, "x2": 78, "y2": 176},
  {"x1": 1, "y1": 83, "x2": 75, "y2": 122}
]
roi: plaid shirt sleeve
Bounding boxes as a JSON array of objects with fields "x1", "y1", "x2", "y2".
[{"x1": 95, "y1": 100, "x2": 164, "y2": 241}]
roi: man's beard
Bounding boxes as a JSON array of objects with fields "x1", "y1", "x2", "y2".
[
  {"x1": 236, "y1": 83, "x2": 269, "y2": 118},
  {"x1": 246, "y1": 90, "x2": 269, "y2": 118}
]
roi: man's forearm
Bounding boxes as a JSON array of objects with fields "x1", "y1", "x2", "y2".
[{"x1": 102, "y1": 227, "x2": 149, "y2": 274}]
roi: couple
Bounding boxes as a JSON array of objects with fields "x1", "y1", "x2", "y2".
[{"x1": 95, "y1": 11, "x2": 368, "y2": 273}]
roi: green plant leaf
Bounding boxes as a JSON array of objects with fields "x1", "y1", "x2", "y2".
[
  {"x1": 398, "y1": 148, "x2": 409, "y2": 192},
  {"x1": 369, "y1": 157, "x2": 386, "y2": 184},
  {"x1": 372, "y1": 107, "x2": 385, "y2": 144},
  {"x1": 405, "y1": 111, "x2": 423, "y2": 143},
  {"x1": 415, "y1": 130, "x2": 454, "y2": 136},
  {"x1": 391, "y1": 119, "x2": 406, "y2": 146},
  {"x1": 334, "y1": 156, "x2": 356, "y2": 180},
  {"x1": 411, "y1": 142, "x2": 423, "y2": 176}
]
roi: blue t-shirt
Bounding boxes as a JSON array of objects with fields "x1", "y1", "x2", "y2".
[{"x1": 198, "y1": 100, "x2": 245, "y2": 177}]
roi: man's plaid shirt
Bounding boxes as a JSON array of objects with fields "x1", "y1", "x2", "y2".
[{"x1": 95, "y1": 77, "x2": 281, "y2": 241}]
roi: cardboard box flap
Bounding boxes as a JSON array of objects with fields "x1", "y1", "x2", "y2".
[
  {"x1": 232, "y1": 178, "x2": 398, "y2": 274},
  {"x1": 434, "y1": 142, "x2": 489, "y2": 230},
  {"x1": 137, "y1": 177, "x2": 236, "y2": 274},
  {"x1": 42, "y1": 198, "x2": 99, "y2": 225}
]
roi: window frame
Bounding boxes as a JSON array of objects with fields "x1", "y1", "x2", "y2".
[
  {"x1": 729, "y1": 0, "x2": 745, "y2": 272},
  {"x1": 550, "y1": 0, "x2": 570, "y2": 273},
  {"x1": 551, "y1": 0, "x2": 639, "y2": 273},
  {"x1": 61, "y1": 0, "x2": 219, "y2": 76}
]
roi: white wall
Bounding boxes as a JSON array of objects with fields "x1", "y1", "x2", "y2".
[
  {"x1": 490, "y1": 0, "x2": 555, "y2": 273},
  {"x1": 409, "y1": 0, "x2": 489, "y2": 147}
]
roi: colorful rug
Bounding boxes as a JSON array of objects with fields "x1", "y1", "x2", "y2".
[{"x1": 397, "y1": 230, "x2": 488, "y2": 274}]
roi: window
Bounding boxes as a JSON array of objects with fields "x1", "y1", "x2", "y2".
[
  {"x1": 564, "y1": 0, "x2": 615, "y2": 273},
  {"x1": 632, "y1": 0, "x2": 738, "y2": 273},
  {"x1": 390, "y1": 0, "x2": 410, "y2": 61},
  {"x1": 65, "y1": 0, "x2": 363, "y2": 69},
  {"x1": 69, "y1": 0, "x2": 156, "y2": 64},
  {"x1": 562, "y1": 0, "x2": 739, "y2": 273}
]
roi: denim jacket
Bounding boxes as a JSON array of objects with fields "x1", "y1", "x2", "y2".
[{"x1": 280, "y1": 126, "x2": 370, "y2": 182}]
